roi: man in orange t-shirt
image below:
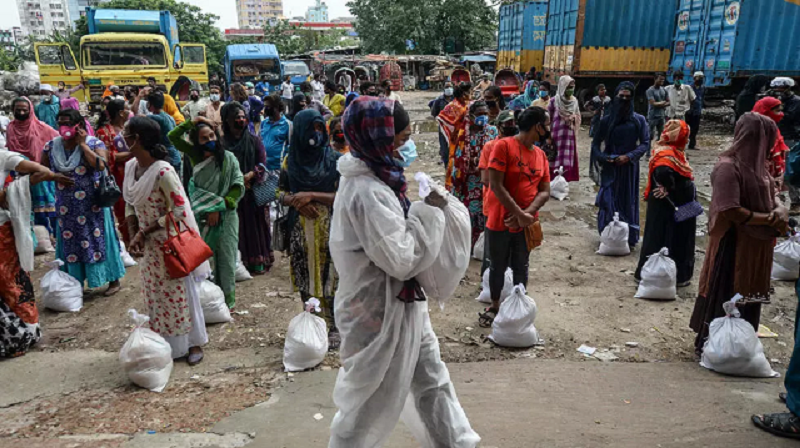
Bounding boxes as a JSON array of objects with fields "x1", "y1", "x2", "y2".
[
  {"x1": 480, "y1": 107, "x2": 552, "y2": 325},
  {"x1": 478, "y1": 109, "x2": 518, "y2": 274}
]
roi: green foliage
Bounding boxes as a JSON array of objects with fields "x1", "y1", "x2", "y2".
[
  {"x1": 260, "y1": 20, "x2": 357, "y2": 56},
  {"x1": 347, "y1": 0, "x2": 497, "y2": 54},
  {"x1": 74, "y1": 0, "x2": 226, "y2": 73}
]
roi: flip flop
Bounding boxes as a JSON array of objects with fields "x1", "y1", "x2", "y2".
[{"x1": 752, "y1": 413, "x2": 800, "y2": 440}]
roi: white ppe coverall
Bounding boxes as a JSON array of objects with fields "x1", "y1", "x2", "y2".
[{"x1": 328, "y1": 154, "x2": 480, "y2": 448}]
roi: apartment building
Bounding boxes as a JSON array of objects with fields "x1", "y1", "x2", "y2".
[
  {"x1": 15, "y1": 0, "x2": 71, "y2": 38},
  {"x1": 236, "y1": 0, "x2": 283, "y2": 29}
]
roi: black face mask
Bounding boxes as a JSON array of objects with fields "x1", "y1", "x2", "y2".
[
  {"x1": 486, "y1": 100, "x2": 497, "y2": 109},
  {"x1": 539, "y1": 125, "x2": 551, "y2": 142},
  {"x1": 502, "y1": 126, "x2": 518, "y2": 136},
  {"x1": 263, "y1": 106, "x2": 274, "y2": 116},
  {"x1": 14, "y1": 111, "x2": 30, "y2": 121},
  {"x1": 332, "y1": 132, "x2": 346, "y2": 144},
  {"x1": 190, "y1": 95, "x2": 199, "y2": 101},
  {"x1": 233, "y1": 120, "x2": 247, "y2": 130}
]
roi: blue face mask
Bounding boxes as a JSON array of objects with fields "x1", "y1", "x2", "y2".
[
  {"x1": 394, "y1": 139, "x2": 417, "y2": 168},
  {"x1": 201, "y1": 140, "x2": 217, "y2": 152},
  {"x1": 473, "y1": 115, "x2": 489, "y2": 127},
  {"x1": 309, "y1": 131, "x2": 324, "y2": 147},
  {"x1": 539, "y1": 90, "x2": 549, "y2": 99}
]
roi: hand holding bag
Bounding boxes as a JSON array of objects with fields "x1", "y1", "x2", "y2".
[
  {"x1": 95, "y1": 156, "x2": 122, "y2": 208},
  {"x1": 252, "y1": 169, "x2": 280, "y2": 207},
  {"x1": 161, "y1": 212, "x2": 213, "y2": 279},
  {"x1": 272, "y1": 204, "x2": 289, "y2": 253},
  {"x1": 663, "y1": 184, "x2": 703, "y2": 223}
]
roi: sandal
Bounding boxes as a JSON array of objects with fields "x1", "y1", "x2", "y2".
[
  {"x1": 478, "y1": 308, "x2": 498, "y2": 328},
  {"x1": 104, "y1": 281, "x2": 121, "y2": 297},
  {"x1": 752, "y1": 413, "x2": 800, "y2": 440}
]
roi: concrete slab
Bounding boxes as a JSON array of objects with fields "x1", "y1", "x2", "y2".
[{"x1": 213, "y1": 360, "x2": 798, "y2": 448}]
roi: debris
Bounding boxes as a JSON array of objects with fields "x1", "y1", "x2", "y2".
[
  {"x1": 577, "y1": 344, "x2": 596, "y2": 355},
  {"x1": 465, "y1": 326, "x2": 474, "y2": 331},
  {"x1": 249, "y1": 303, "x2": 267, "y2": 308},
  {"x1": 593, "y1": 351, "x2": 619, "y2": 362},
  {"x1": 233, "y1": 310, "x2": 249, "y2": 315},
  {"x1": 620, "y1": 328, "x2": 631, "y2": 333},
  {"x1": 287, "y1": 372, "x2": 295, "y2": 377},
  {"x1": 623, "y1": 400, "x2": 631, "y2": 404},
  {"x1": 190, "y1": 375, "x2": 200, "y2": 380},
  {"x1": 313, "y1": 413, "x2": 324, "y2": 421},
  {"x1": 625, "y1": 342, "x2": 640, "y2": 348},
  {"x1": 757, "y1": 324, "x2": 779, "y2": 338},
  {"x1": 778, "y1": 341, "x2": 788, "y2": 347}
]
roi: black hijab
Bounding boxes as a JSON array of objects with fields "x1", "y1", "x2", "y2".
[
  {"x1": 220, "y1": 101, "x2": 258, "y2": 172},
  {"x1": 286, "y1": 109, "x2": 340, "y2": 194},
  {"x1": 603, "y1": 81, "x2": 637, "y2": 145},
  {"x1": 288, "y1": 93, "x2": 306, "y2": 121}
]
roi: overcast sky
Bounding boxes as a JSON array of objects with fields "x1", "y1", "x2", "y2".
[{"x1": 1, "y1": 0, "x2": 353, "y2": 31}]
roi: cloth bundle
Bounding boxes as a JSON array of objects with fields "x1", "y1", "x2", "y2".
[
  {"x1": 119, "y1": 241, "x2": 138, "y2": 268},
  {"x1": 488, "y1": 285, "x2": 540, "y2": 348},
  {"x1": 476, "y1": 267, "x2": 513, "y2": 304},
  {"x1": 635, "y1": 247, "x2": 677, "y2": 300},
  {"x1": 40, "y1": 259, "x2": 83, "y2": 312},
  {"x1": 473, "y1": 232, "x2": 485, "y2": 261},
  {"x1": 119, "y1": 309, "x2": 174, "y2": 392},
  {"x1": 235, "y1": 250, "x2": 253, "y2": 282},
  {"x1": 771, "y1": 234, "x2": 800, "y2": 281},
  {"x1": 550, "y1": 166, "x2": 569, "y2": 201},
  {"x1": 283, "y1": 298, "x2": 328, "y2": 372},
  {"x1": 33, "y1": 225, "x2": 54, "y2": 254},
  {"x1": 700, "y1": 295, "x2": 779, "y2": 378},
  {"x1": 199, "y1": 279, "x2": 232, "y2": 324},
  {"x1": 597, "y1": 212, "x2": 630, "y2": 256}
]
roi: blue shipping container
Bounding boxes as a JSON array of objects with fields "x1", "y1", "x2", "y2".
[
  {"x1": 224, "y1": 44, "x2": 283, "y2": 92},
  {"x1": 497, "y1": 1, "x2": 548, "y2": 73},
  {"x1": 582, "y1": 0, "x2": 676, "y2": 48},
  {"x1": 670, "y1": 0, "x2": 800, "y2": 87},
  {"x1": 86, "y1": 9, "x2": 179, "y2": 52}
]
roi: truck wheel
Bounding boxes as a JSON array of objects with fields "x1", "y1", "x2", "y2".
[{"x1": 577, "y1": 88, "x2": 591, "y2": 111}]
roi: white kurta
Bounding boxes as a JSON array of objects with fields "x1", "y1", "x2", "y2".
[{"x1": 328, "y1": 154, "x2": 479, "y2": 448}]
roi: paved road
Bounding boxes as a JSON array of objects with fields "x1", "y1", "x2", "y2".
[{"x1": 203, "y1": 359, "x2": 796, "y2": 448}]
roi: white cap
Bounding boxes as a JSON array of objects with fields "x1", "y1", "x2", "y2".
[
  {"x1": 39, "y1": 84, "x2": 53, "y2": 92},
  {"x1": 771, "y1": 77, "x2": 796, "y2": 88},
  {"x1": 693, "y1": 71, "x2": 705, "y2": 78}
]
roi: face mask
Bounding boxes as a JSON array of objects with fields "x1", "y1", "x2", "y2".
[
  {"x1": 444, "y1": 88, "x2": 454, "y2": 96},
  {"x1": 309, "y1": 131, "x2": 324, "y2": 147},
  {"x1": 210, "y1": 94, "x2": 220, "y2": 102},
  {"x1": 502, "y1": 125, "x2": 518, "y2": 136},
  {"x1": 538, "y1": 125, "x2": 551, "y2": 142},
  {"x1": 564, "y1": 88, "x2": 575, "y2": 98},
  {"x1": 42, "y1": 95, "x2": 52, "y2": 103},
  {"x1": 201, "y1": 140, "x2": 217, "y2": 152},
  {"x1": 305, "y1": 92, "x2": 313, "y2": 98},
  {"x1": 59, "y1": 124, "x2": 79, "y2": 139},
  {"x1": 113, "y1": 134, "x2": 130, "y2": 152},
  {"x1": 233, "y1": 119, "x2": 247, "y2": 130},
  {"x1": 394, "y1": 139, "x2": 417, "y2": 167},
  {"x1": 473, "y1": 115, "x2": 489, "y2": 127},
  {"x1": 13, "y1": 111, "x2": 29, "y2": 121},
  {"x1": 247, "y1": 89, "x2": 255, "y2": 95},
  {"x1": 675, "y1": 80, "x2": 683, "y2": 87},
  {"x1": 58, "y1": 86, "x2": 65, "y2": 91},
  {"x1": 332, "y1": 131, "x2": 345, "y2": 144},
  {"x1": 782, "y1": 91, "x2": 794, "y2": 100},
  {"x1": 769, "y1": 110, "x2": 785, "y2": 123},
  {"x1": 539, "y1": 90, "x2": 548, "y2": 98},
  {"x1": 263, "y1": 106, "x2": 274, "y2": 116},
  {"x1": 486, "y1": 100, "x2": 497, "y2": 109},
  {"x1": 190, "y1": 94, "x2": 199, "y2": 101}
]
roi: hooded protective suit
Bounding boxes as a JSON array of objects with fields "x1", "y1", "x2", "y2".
[{"x1": 328, "y1": 152, "x2": 480, "y2": 448}]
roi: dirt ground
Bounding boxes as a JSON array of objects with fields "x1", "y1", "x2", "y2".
[{"x1": 0, "y1": 91, "x2": 797, "y2": 443}]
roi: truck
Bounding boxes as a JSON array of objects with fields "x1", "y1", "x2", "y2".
[
  {"x1": 282, "y1": 60, "x2": 311, "y2": 91},
  {"x1": 35, "y1": 8, "x2": 208, "y2": 110},
  {"x1": 497, "y1": 0, "x2": 549, "y2": 75},
  {"x1": 669, "y1": 0, "x2": 800, "y2": 91},
  {"x1": 542, "y1": 0, "x2": 679, "y2": 105},
  {"x1": 224, "y1": 44, "x2": 283, "y2": 94}
]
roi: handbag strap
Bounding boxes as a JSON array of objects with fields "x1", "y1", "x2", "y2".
[{"x1": 165, "y1": 212, "x2": 184, "y2": 233}]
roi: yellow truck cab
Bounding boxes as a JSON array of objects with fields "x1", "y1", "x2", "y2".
[{"x1": 35, "y1": 9, "x2": 207, "y2": 110}]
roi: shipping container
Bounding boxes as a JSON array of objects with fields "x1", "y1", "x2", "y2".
[
  {"x1": 669, "y1": 0, "x2": 800, "y2": 88},
  {"x1": 543, "y1": 0, "x2": 677, "y2": 78},
  {"x1": 497, "y1": 1, "x2": 549, "y2": 74}
]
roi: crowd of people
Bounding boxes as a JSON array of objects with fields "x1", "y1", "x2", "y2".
[{"x1": 1, "y1": 64, "x2": 800, "y2": 442}]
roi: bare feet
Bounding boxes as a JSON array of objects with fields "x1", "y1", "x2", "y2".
[{"x1": 104, "y1": 280, "x2": 121, "y2": 297}]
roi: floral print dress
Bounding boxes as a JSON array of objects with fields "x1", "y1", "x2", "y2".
[{"x1": 125, "y1": 165, "x2": 194, "y2": 338}]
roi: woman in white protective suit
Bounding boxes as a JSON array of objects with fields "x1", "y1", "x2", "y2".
[{"x1": 328, "y1": 96, "x2": 480, "y2": 448}]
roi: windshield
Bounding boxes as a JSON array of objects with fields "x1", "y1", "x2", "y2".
[
  {"x1": 283, "y1": 62, "x2": 310, "y2": 77},
  {"x1": 85, "y1": 42, "x2": 166, "y2": 67},
  {"x1": 232, "y1": 59, "x2": 281, "y2": 82}
]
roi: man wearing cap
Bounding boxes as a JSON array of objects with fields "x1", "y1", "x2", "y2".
[
  {"x1": 665, "y1": 71, "x2": 696, "y2": 121},
  {"x1": 35, "y1": 84, "x2": 60, "y2": 130},
  {"x1": 108, "y1": 85, "x2": 125, "y2": 102},
  {"x1": 685, "y1": 71, "x2": 706, "y2": 150}
]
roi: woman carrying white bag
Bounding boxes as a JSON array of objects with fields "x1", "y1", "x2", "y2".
[{"x1": 328, "y1": 98, "x2": 479, "y2": 448}]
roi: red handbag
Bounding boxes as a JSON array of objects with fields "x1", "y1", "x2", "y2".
[{"x1": 161, "y1": 212, "x2": 213, "y2": 279}]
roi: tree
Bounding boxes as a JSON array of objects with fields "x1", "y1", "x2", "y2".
[
  {"x1": 347, "y1": 0, "x2": 496, "y2": 54},
  {"x1": 73, "y1": 0, "x2": 227, "y2": 73},
  {"x1": 260, "y1": 20, "x2": 305, "y2": 55}
]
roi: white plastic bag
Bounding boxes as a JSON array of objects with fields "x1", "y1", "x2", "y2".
[
  {"x1": 235, "y1": 250, "x2": 253, "y2": 282},
  {"x1": 700, "y1": 294, "x2": 779, "y2": 378},
  {"x1": 550, "y1": 166, "x2": 569, "y2": 201},
  {"x1": 415, "y1": 173, "x2": 471, "y2": 308},
  {"x1": 476, "y1": 267, "x2": 513, "y2": 304},
  {"x1": 488, "y1": 285, "x2": 540, "y2": 348},
  {"x1": 283, "y1": 298, "x2": 328, "y2": 372},
  {"x1": 33, "y1": 225, "x2": 54, "y2": 254},
  {"x1": 473, "y1": 232, "x2": 485, "y2": 261},
  {"x1": 635, "y1": 247, "x2": 677, "y2": 300},
  {"x1": 119, "y1": 241, "x2": 138, "y2": 268},
  {"x1": 199, "y1": 280, "x2": 232, "y2": 324},
  {"x1": 772, "y1": 235, "x2": 800, "y2": 281},
  {"x1": 597, "y1": 212, "x2": 630, "y2": 256},
  {"x1": 40, "y1": 259, "x2": 83, "y2": 312},
  {"x1": 119, "y1": 309, "x2": 174, "y2": 392}
]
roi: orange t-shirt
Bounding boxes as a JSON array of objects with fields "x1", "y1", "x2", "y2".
[
  {"x1": 485, "y1": 137, "x2": 551, "y2": 232},
  {"x1": 479, "y1": 139, "x2": 497, "y2": 216}
]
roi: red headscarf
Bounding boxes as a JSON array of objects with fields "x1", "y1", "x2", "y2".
[
  {"x1": 5, "y1": 97, "x2": 58, "y2": 163},
  {"x1": 754, "y1": 97, "x2": 789, "y2": 177},
  {"x1": 644, "y1": 119, "x2": 693, "y2": 199}
]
